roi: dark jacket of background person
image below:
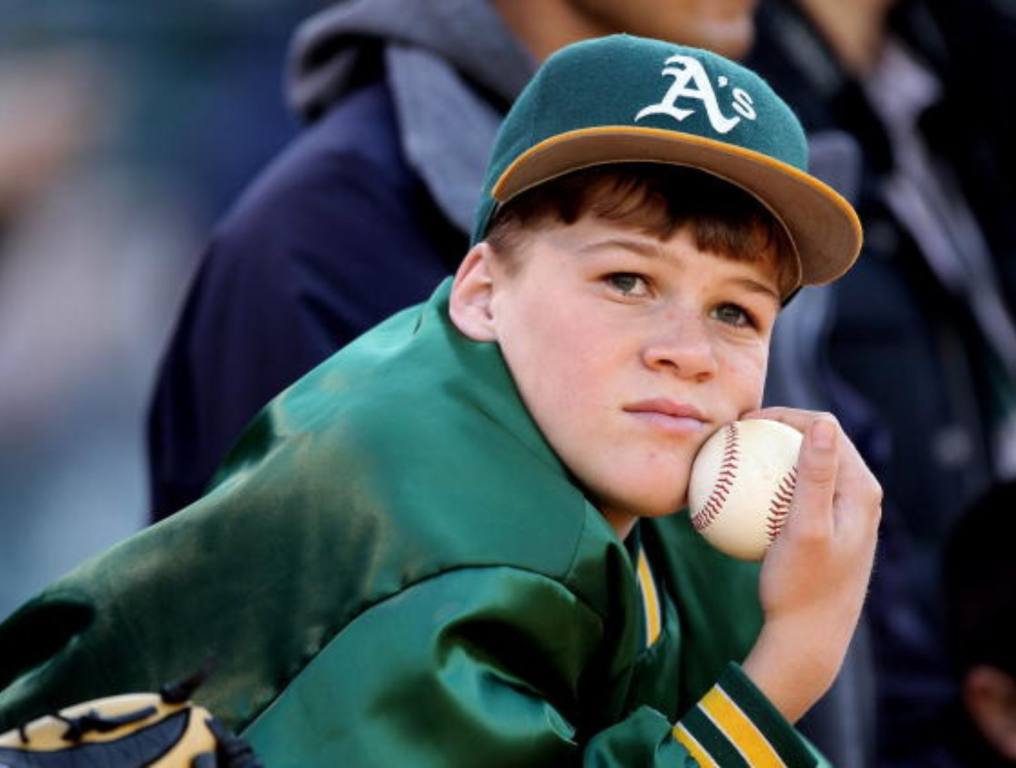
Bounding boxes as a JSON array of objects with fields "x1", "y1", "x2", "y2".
[
  {"x1": 911, "y1": 0, "x2": 1016, "y2": 313},
  {"x1": 146, "y1": 0, "x2": 536, "y2": 519},
  {"x1": 748, "y1": 0, "x2": 1016, "y2": 764}
]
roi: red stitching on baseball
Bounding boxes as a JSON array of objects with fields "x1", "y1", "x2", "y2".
[
  {"x1": 692, "y1": 423, "x2": 740, "y2": 531},
  {"x1": 765, "y1": 466, "x2": 798, "y2": 541}
]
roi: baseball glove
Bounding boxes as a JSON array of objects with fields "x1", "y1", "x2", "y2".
[{"x1": 0, "y1": 668, "x2": 261, "y2": 767}]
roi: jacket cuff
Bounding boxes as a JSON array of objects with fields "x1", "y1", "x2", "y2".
[{"x1": 672, "y1": 662, "x2": 817, "y2": 767}]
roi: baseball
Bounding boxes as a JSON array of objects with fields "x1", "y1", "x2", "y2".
[{"x1": 688, "y1": 419, "x2": 802, "y2": 561}]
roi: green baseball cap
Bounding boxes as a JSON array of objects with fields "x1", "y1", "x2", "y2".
[{"x1": 472, "y1": 34, "x2": 862, "y2": 292}]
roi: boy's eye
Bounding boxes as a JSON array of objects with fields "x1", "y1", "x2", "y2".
[
  {"x1": 605, "y1": 273, "x2": 650, "y2": 297},
  {"x1": 712, "y1": 303, "x2": 754, "y2": 328}
]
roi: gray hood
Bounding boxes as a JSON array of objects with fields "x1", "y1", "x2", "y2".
[
  {"x1": 286, "y1": 1, "x2": 536, "y2": 232},
  {"x1": 288, "y1": 0, "x2": 533, "y2": 120}
]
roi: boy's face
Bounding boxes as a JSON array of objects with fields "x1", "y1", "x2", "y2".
[{"x1": 481, "y1": 214, "x2": 781, "y2": 534}]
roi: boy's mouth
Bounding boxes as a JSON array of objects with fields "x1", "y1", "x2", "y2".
[{"x1": 623, "y1": 400, "x2": 707, "y2": 434}]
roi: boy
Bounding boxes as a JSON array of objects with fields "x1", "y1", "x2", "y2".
[{"x1": 0, "y1": 35, "x2": 880, "y2": 766}]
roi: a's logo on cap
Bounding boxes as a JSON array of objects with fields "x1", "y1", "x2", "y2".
[{"x1": 635, "y1": 55, "x2": 756, "y2": 135}]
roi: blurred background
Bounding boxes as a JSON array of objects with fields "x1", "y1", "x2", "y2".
[
  {"x1": 5, "y1": 2, "x2": 1016, "y2": 763},
  {"x1": 0, "y1": 1, "x2": 321, "y2": 617}
]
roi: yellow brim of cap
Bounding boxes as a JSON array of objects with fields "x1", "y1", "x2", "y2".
[{"x1": 492, "y1": 126, "x2": 862, "y2": 288}]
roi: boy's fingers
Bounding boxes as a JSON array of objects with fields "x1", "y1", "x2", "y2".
[
  {"x1": 786, "y1": 416, "x2": 839, "y2": 543},
  {"x1": 749, "y1": 407, "x2": 883, "y2": 544},
  {"x1": 836, "y1": 464, "x2": 884, "y2": 544},
  {"x1": 743, "y1": 406, "x2": 832, "y2": 434},
  {"x1": 747, "y1": 407, "x2": 865, "y2": 486}
]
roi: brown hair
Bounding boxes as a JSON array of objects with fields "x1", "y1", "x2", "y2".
[{"x1": 485, "y1": 164, "x2": 798, "y2": 297}]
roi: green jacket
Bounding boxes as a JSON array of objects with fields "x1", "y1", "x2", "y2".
[{"x1": 0, "y1": 280, "x2": 817, "y2": 766}]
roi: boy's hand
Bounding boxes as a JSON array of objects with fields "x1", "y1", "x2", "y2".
[{"x1": 738, "y1": 407, "x2": 881, "y2": 723}]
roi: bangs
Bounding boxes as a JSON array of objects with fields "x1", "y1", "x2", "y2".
[{"x1": 486, "y1": 164, "x2": 798, "y2": 297}]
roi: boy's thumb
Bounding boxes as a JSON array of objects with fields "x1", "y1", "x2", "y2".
[{"x1": 790, "y1": 417, "x2": 839, "y2": 537}]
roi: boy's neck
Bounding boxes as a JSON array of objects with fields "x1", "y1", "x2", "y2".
[{"x1": 602, "y1": 508, "x2": 638, "y2": 540}]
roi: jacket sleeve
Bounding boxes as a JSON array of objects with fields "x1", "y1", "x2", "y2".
[{"x1": 242, "y1": 566, "x2": 818, "y2": 768}]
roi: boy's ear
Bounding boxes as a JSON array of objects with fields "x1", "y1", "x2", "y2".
[{"x1": 449, "y1": 242, "x2": 499, "y2": 342}]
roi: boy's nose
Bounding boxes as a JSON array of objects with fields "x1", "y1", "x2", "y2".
[{"x1": 641, "y1": 315, "x2": 718, "y2": 382}]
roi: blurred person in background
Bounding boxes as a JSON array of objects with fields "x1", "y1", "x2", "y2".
[
  {"x1": 942, "y1": 481, "x2": 1016, "y2": 766},
  {"x1": 747, "y1": 0, "x2": 1016, "y2": 764},
  {"x1": 0, "y1": 2, "x2": 317, "y2": 618}
]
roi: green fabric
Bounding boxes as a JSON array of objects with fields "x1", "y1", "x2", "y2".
[
  {"x1": 641, "y1": 515, "x2": 764, "y2": 709},
  {"x1": 472, "y1": 34, "x2": 809, "y2": 243},
  {"x1": 0, "y1": 279, "x2": 807, "y2": 765},
  {"x1": 681, "y1": 705, "x2": 751, "y2": 767},
  {"x1": 244, "y1": 567, "x2": 648, "y2": 767},
  {"x1": 716, "y1": 664, "x2": 818, "y2": 767}
]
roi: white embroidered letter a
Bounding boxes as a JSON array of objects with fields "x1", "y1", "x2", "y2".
[{"x1": 635, "y1": 55, "x2": 744, "y2": 134}]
